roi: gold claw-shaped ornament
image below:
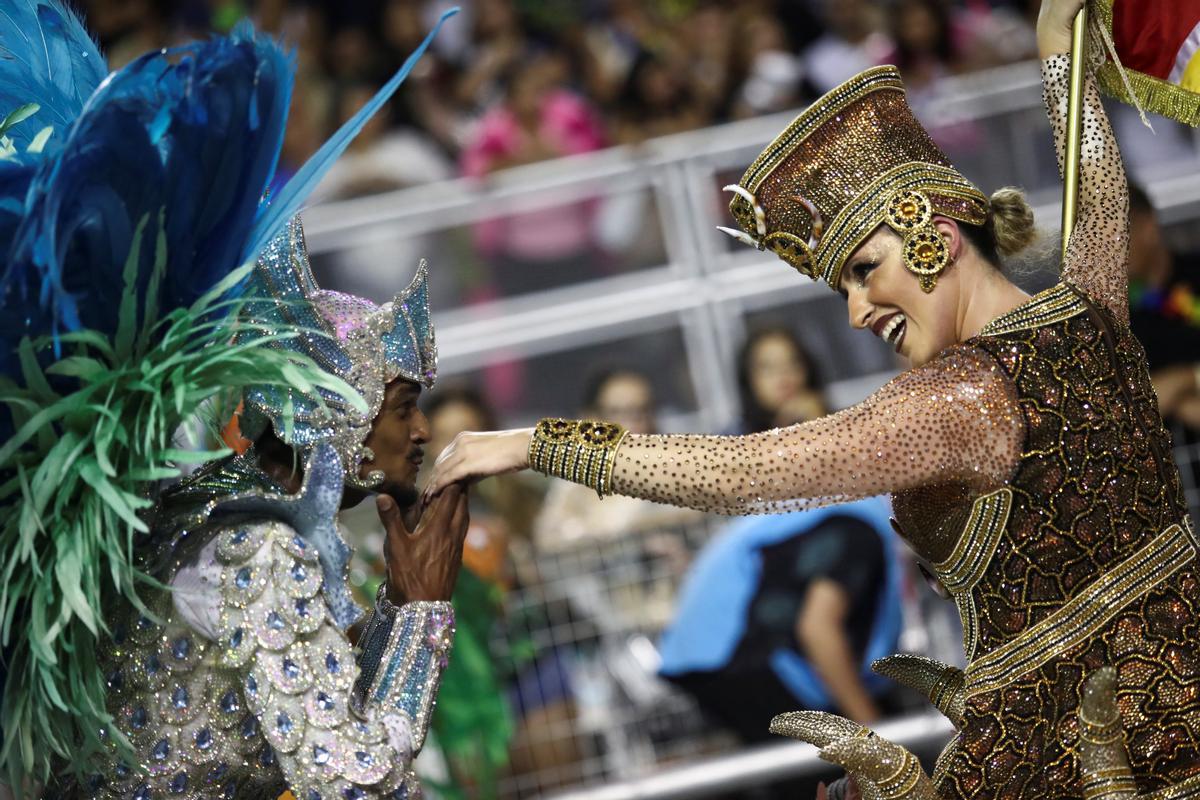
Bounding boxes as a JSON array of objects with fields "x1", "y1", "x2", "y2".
[
  {"x1": 769, "y1": 710, "x2": 935, "y2": 800},
  {"x1": 872, "y1": 654, "x2": 965, "y2": 729},
  {"x1": 770, "y1": 710, "x2": 872, "y2": 746},
  {"x1": 1078, "y1": 667, "x2": 1139, "y2": 800},
  {"x1": 820, "y1": 735, "x2": 938, "y2": 800}
]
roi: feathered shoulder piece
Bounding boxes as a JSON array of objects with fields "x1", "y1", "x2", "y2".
[{"x1": 0, "y1": 2, "x2": 457, "y2": 790}]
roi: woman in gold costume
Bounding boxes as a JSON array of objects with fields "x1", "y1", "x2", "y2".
[{"x1": 428, "y1": 1, "x2": 1200, "y2": 797}]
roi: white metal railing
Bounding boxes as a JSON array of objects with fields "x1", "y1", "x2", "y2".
[{"x1": 303, "y1": 58, "x2": 1200, "y2": 433}]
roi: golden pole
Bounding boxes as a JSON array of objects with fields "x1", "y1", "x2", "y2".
[{"x1": 1060, "y1": 5, "x2": 1089, "y2": 260}]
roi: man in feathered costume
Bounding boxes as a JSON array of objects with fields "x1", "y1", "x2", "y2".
[{"x1": 0, "y1": 2, "x2": 467, "y2": 797}]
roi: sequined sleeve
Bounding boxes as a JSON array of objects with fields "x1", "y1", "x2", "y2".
[
  {"x1": 608, "y1": 345, "x2": 1023, "y2": 514},
  {"x1": 214, "y1": 520, "x2": 453, "y2": 799},
  {"x1": 1042, "y1": 54, "x2": 1130, "y2": 323},
  {"x1": 353, "y1": 586, "x2": 455, "y2": 754}
]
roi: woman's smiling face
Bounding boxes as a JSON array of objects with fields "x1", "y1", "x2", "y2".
[{"x1": 837, "y1": 222, "x2": 961, "y2": 367}]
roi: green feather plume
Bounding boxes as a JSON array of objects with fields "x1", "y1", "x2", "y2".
[{"x1": 0, "y1": 212, "x2": 364, "y2": 791}]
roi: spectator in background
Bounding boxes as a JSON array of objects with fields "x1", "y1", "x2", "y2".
[
  {"x1": 315, "y1": 80, "x2": 453, "y2": 202},
  {"x1": 460, "y1": 47, "x2": 607, "y2": 297},
  {"x1": 730, "y1": 13, "x2": 809, "y2": 120},
  {"x1": 576, "y1": 0, "x2": 662, "y2": 108},
  {"x1": 534, "y1": 367, "x2": 702, "y2": 551},
  {"x1": 514, "y1": 368, "x2": 700, "y2": 793},
  {"x1": 884, "y1": 0, "x2": 988, "y2": 169},
  {"x1": 427, "y1": 386, "x2": 543, "y2": 542},
  {"x1": 735, "y1": 326, "x2": 827, "y2": 433},
  {"x1": 658, "y1": 329, "x2": 902, "y2": 744},
  {"x1": 378, "y1": 0, "x2": 467, "y2": 157},
  {"x1": 680, "y1": 1, "x2": 738, "y2": 122},
  {"x1": 307, "y1": 80, "x2": 453, "y2": 303},
  {"x1": 611, "y1": 48, "x2": 705, "y2": 144},
  {"x1": 803, "y1": 0, "x2": 891, "y2": 94},
  {"x1": 886, "y1": 0, "x2": 960, "y2": 94},
  {"x1": 1126, "y1": 183, "x2": 1200, "y2": 431},
  {"x1": 454, "y1": 0, "x2": 526, "y2": 112},
  {"x1": 423, "y1": 387, "x2": 516, "y2": 800}
]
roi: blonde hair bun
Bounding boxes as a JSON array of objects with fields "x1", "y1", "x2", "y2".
[{"x1": 988, "y1": 187, "x2": 1036, "y2": 257}]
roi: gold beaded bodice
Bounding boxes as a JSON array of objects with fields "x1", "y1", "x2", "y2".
[{"x1": 890, "y1": 283, "x2": 1200, "y2": 799}]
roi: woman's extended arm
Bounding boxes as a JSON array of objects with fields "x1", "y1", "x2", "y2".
[
  {"x1": 427, "y1": 346, "x2": 1024, "y2": 515},
  {"x1": 1039, "y1": 2, "x2": 1130, "y2": 321},
  {"x1": 606, "y1": 347, "x2": 1022, "y2": 514}
]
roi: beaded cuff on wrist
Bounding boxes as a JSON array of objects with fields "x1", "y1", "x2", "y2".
[
  {"x1": 353, "y1": 592, "x2": 455, "y2": 748},
  {"x1": 528, "y1": 418, "x2": 629, "y2": 497}
]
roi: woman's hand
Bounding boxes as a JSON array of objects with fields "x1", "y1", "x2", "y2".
[
  {"x1": 1036, "y1": 0, "x2": 1086, "y2": 58},
  {"x1": 423, "y1": 428, "x2": 534, "y2": 500}
]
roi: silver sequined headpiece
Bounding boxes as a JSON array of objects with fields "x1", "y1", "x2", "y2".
[{"x1": 239, "y1": 216, "x2": 437, "y2": 489}]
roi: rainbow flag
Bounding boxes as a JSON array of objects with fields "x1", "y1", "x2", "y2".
[{"x1": 1094, "y1": 0, "x2": 1200, "y2": 126}]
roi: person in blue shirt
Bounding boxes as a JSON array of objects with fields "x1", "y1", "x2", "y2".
[{"x1": 658, "y1": 328, "x2": 902, "y2": 741}]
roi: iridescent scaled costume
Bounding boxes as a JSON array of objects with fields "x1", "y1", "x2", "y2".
[
  {"x1": 58, "y1": 220, "x2": 450, "y2": 800},
  {"x1": 0, "y1": 1, "x2": 460, "y2": 794},
  {"x1": 528, "y1": 56, "x2": 1200, "y2": 799}
]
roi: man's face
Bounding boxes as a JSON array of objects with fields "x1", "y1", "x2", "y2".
[{"x1": 360, "y1": 379, "x2": 429, "y2": 506}]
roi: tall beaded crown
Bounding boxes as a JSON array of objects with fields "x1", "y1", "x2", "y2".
[
  {"x1": 723, "y1": 65, "x2": 989, "y2": 291},
  {"x1": 238, "y1": 216, "x2": 437, "y2": 489}
]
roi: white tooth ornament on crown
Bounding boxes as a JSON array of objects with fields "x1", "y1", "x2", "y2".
[
  {"x1": 723, "y1": 184, "x2": 768, "y2": 237},
  {"x1": 718, "y1": 185, "x2": 827, "y2": 279}
]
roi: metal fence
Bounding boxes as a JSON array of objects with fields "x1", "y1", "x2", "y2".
[{"x1": 315, "y1": 59, "x2": 1200, "y2": 799}]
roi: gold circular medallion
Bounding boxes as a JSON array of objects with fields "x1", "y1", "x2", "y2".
[
  {"x1": 902, "y1": 230, "x2": 948, "y2": 276},
  {"x1": 763, "y1": 231, "x2": 817, "y2": 280},
  {"x1": 886, "y1": 190, "x2": 933, "y2": 231}
]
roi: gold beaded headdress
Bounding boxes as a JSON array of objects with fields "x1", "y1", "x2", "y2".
[{"x1": 721, "y1": 65, "x2": 989, "y2": 293}]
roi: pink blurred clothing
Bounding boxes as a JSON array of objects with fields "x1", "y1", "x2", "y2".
[{"x1": 461, "y1": 90, "x2": 606, "y2": 262}]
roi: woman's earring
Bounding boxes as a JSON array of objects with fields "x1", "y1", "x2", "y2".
[
  {"x1": 902, "y1": 230, "x2": 950, "y2": 293},
  {"x1": 885, "y1": 190, "x2": 950, "y2": 293}
]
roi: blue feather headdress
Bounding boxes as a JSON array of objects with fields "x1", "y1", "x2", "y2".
[{"x1": 0, "y1": 1, "x2": 457, "y2": 789}]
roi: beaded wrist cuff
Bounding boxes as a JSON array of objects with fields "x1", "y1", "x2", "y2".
[
  {"x1": 528, "y1": 418, "x2": 629, "y2": 498},
  {"x1": 353, "y1": 590, "x2": 454, "y2": 749}
]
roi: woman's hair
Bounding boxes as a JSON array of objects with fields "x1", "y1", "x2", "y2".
[
  {"x1": 959, "y1": 186, "x2": 1037, "y2": 266},
  {"x1": 736, "y1": 326, "x2": 822, "y2": 434}
]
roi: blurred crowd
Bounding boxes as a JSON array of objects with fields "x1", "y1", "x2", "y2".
[
  {"x1": 84, "y1": 2, "x2": 1200, "y2": 798},
  {"x1": 82, "y1": 0, "x2": 1046, "y2": 202}
]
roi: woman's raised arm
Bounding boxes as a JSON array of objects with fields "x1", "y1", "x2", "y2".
[{"x1": 1039, "y1": 0, "x2": 1131, "y2": 321}]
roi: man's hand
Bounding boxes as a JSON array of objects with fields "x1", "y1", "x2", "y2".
[
  {"x1": 818, "y1": 778, "x2": 863, "y2": 800},
  {"x1": 376, "y1": 484, "x2": 470, "y2": 604}
]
